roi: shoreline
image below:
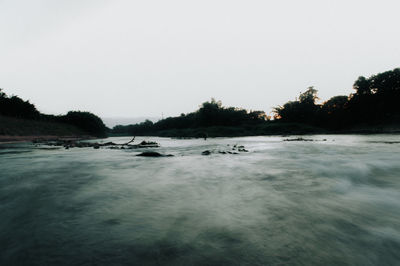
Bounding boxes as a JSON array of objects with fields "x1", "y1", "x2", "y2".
[
  {"x1": 0, "y1": 135, "x2": 96, "y2": 144},
  {"x1": 2, "y1": 128, "x2": 400, "y2": 144}
]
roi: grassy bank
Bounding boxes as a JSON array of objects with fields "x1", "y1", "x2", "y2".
[
  {"x1": 110, "y1": 122, "x2": 326, "y2": 138},
  {"x1": 109, "y1": 122, "x2": 400, "y2": 138},
  {"x1": 0, "y1": 115, "x2": 85, "y2": 137}
]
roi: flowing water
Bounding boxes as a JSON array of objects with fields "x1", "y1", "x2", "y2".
[{"x1": 0, "y1": 135, "x2": 399, "y2": 265}]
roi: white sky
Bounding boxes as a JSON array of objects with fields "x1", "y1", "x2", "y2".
[{"x1": 1, "y1": 0, "x2": 399, "y2": 118}]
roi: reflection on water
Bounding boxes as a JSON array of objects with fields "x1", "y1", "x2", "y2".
[{"x1": 0, "y1": 135, "x2": 399, "y2": 265}]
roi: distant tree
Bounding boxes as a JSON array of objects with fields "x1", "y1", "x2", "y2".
[
  {"x1": 248, "y1": 110, "x2": 269, "y2": 121},
  {"x1": 369, "y1": 68, "x2": 400, "y2": 94},
  {"x1": 321, "y1": 96, "x2": 348, "y2": 114},
  {"x1": 299, "y1": 87, "x2": 319, "y2": 104},
  {"x1": 61, "y1": 111, "x2": 107, "y2": 137},
  {"x1": 111, "y1": 98, "x2": 268, "y2": 135},
  {"x1": 353, "y1": 76, "x2": 371, "y2": 96},
  {"x1": 0, "y1": 89, "x2": 40, "y2": 119},
  {"x1": 348, "y1": 68, "x2": 400, "y2": 123},
  {"x1": 273, "y1": 87, "x2": 320, "y2": 123},
  {"x1": 319, "y1": 95, "x2": 349, "y2": 128}
]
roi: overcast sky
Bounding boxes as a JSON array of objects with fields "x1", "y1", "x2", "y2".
[{"x1": 1, "y1": 0, "x2": 399, "y2": 119}]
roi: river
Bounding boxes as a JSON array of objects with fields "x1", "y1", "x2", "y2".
[{"x1": 0, "y1": 135, "x2": 399, "y2": 265}]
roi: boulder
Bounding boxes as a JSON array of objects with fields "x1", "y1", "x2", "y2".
[{"x1": 136, "y1": 151, "x2": 173, "y2": 157}]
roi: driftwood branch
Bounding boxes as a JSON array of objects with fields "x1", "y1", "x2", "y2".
[{"x1": 123, "y1": 136, "x2": 135, "y2": 145}]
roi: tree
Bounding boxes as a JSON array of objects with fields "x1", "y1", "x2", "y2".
[
  {"x1": 273, "y1": 87, "x2": 320, "y2": 123},
  {"x1": 321, "y1": 96, "x2": 348, "y2": 114},
  {"x1": 0, "y1": 89, "x2": 40, "y2": 119},
  {"x1": 348, "y1": 68, "x2": 400, "y2": 123},
  {"x1": 353, "y1": 76, "x2": 371, "y2": 96},
  {"x1": 61, "y1": 111, "x2": 107, "y2": 137},
  {"x1": 299, "y1": 86, "x2": 319, "y2": 104}
]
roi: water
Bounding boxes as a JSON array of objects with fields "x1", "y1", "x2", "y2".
[{"x1": 0, "y1": 135, "x2": 399, "y2": 265}]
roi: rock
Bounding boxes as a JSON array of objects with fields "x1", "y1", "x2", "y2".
[
  {"x1": 202, "y1": 150, "x2": 211, "y2": 155},
  {"x1": 103, "y1": 142, "x2": 117, "y2": 146},
  {"x1": 136, "y1": 141, "x2": 160, "y2": 148},
  {"x1": 283, "y1": 137, "x2": 314, "y2": 142},
  {"x1": 136, "y1": 151, "x2": 173, "y2": 157},
  {"x1": 139, "y1": 140, "x2": 158, "y2": 145},
  {"x1": 93, "y1": 144, "x2": 100, "y2": 149}
]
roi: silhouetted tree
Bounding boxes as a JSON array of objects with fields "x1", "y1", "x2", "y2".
[
  {"x1": 61, "y1": 111, "x2": 107, "y2": 137},
  {"x1": 0, "y1": 89, "x2": 40, "y2": 119},
  {"x1": 274, "y1": 87, "x2": 320, "y2": 123},
  {"x1": 353, "y1": 76, "x2": 371, "y2": 96},
  {"x1": 348, "y1": 68, "x2": 400, "y2": 123},
  {"x1": 319, "y1": 95, "x2": 349, "y2": 128},
  {"x1": 112, "y1": 99, "x2": 268, "y2": 135}
]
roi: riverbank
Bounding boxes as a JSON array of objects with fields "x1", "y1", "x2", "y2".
[
  {"x1": 0, "y1": 135, "x2": 95, "y2": 144},
  {"x1": 0, "y1": 115, "x2": 87, "y2": 136},
  {"x1": 110, "y1": 122, "x2": 400, "y2": 138}
]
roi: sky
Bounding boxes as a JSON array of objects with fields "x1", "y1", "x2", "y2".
[{"x1": 1, "y1": 0, "x2": 399, "y2": 121}]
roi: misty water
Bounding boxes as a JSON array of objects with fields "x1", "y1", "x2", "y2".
[{"x1": 1, "y1": 135, "x2": 399, "y2": 265}]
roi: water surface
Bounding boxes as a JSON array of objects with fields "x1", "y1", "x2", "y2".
[{"x1": 1, "y1": 135, "x2": 399, "y2": 265}]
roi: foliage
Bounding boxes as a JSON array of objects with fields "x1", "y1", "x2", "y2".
[
  {"x1": 112, "y1": 98, "x2": 268, "y2": 135},
  {"x1": 0, "y1": 89, "x2": 107, "y2": 137},
  {"x1": 60, "y1": 111, "x2": 107, "y2": 137},
  {"x1": 2, "y1": 67, "x2": 400, "y2": 137},
  {"x1": 273, "y1": 68, "x2": 400, "y2": 128},
  {"x1": 348, "y1": 68, "x2": 400, "y2": 123},
  {"x1": 0, "y1": 89, "x2": 40, "y2": 119},
  {"x1": 273, "y1": 87, "x2": 320, "y2": 123}
]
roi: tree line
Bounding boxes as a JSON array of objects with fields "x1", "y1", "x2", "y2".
[
  {"x1": 0, "y1": 89, "x2": 107, "y2": 137},
  {"x1": 2, "y1": 67, "x2": 399, "y2": 138},
  {"x1": 274, "y1": 68, "x2": 400, "y2": 129},
  {"x1": 112, "y1": 98, "x2": 269, "y2": 136},
  {"x1": 112, "y1": 68, "x2": 400, "y2": 136}
]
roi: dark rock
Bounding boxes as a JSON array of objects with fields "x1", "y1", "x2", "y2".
[
  {"x1": 136, "y1": 151, "x2": 173, "y2": 157},
  {"x1": 283, "y1": 137, "x2": 314, "y2": 142},
  {"x1": 139, "y1": 141, "x2": 158, "y2": 145},
  {"x1": 202, "y1": 150, "x2": 211, "y2": 155},
  {"x1": 103, "y1": 142, "x2": 117, "y2": 146}
]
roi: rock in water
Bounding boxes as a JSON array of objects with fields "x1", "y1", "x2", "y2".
[
  {"x1": 136, "y1": 151, "x2": 173, "y2": 157},
  {"x1": 202, "y1": 150, "x2": 211, "y2": 155}
]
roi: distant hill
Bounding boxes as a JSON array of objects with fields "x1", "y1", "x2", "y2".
[
  {"x1": 102, "y1": 117, "x2": 160, "y2": 128},
  {"x1": 0, "y1": 89, "x2": 107, "y2": 138}
]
